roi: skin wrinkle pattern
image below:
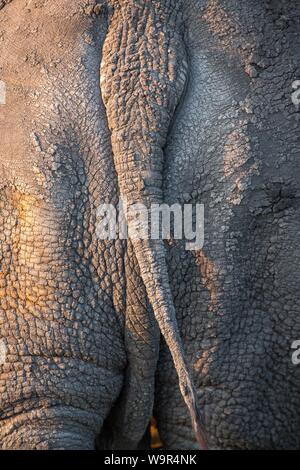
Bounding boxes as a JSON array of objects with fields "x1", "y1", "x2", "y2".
[
  {"x1": 101, "y1": 0, "x2": 207, "y2": 449},
  {"x1": 155, "y1": 0, "x2": 300, "y2": 450},
  {"x1": 0, "y1": 0, "x2": 206, "y2": 450},
  {"x1": 0, "y1": 0, "x2": 300, "y2": 451}
]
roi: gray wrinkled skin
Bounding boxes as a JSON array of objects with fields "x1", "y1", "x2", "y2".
[{"x1": 0, "y1": 0, "x2": 300, "y2": 450}]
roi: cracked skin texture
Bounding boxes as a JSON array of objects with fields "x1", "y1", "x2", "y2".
[
  {"x1": 0, "y1": 0, "x2": 300, "y2": 450},
  {"x1": 101, "y1": 0, "x2": 207, "y2": 448},
  {"x1": 0, "y1": 0, "x2": 160, "y2": 450},
  {"x1": 155, "y1": 0, "x2": 300, "y2": 450}
]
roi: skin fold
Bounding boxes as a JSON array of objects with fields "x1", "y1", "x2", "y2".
[{"x1": 0, "y1": 0, "x2": 300, "y2": 450}]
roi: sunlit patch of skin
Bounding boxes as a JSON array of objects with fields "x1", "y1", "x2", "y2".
[
  {"x1": 150, "y1": 417, "x2": 163, "y2": 449},
  {"x1": 223, "y1": 129, "x2": 251, "y2": 178},
  {"x1": 201, "y1": 0, "x2": 240, "y2": 53},
  {"x1": 223, "y1": 128, "x2": 259, "y2": 206},
  {"x1": 194, "y1": 250, "x2": 220, "y2": 316},
  {"x1": 0, "y1": 340, "x2": 7, "y2": 366},
  {"x1": 194, "y1": 346, "x2": 217, "y2": 376}
]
